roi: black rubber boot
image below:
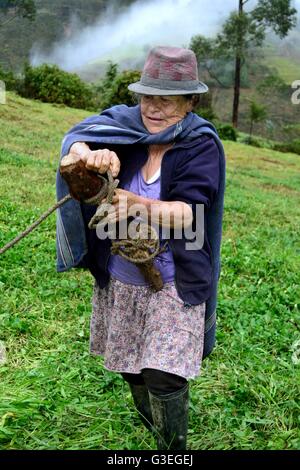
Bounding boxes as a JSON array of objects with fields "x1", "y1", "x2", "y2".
[
  {"x1": 128, "y1": 383, "x2": 153, "y2": 431},
  {"x1": 149, "y1": 383, "x2": 189, "y2": 450}
]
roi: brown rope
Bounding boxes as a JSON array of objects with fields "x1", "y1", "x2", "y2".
[
  {"x1": 0, "y1": 170, "x2": 166, "y2": 270},
  {"x1": 88, "y1": 171, "x2": 120, "y2": 229},
  {"x1": 0, "y1": 170, "x2": 119, "y2": 257},
  {"x1": 0, "y1": 194, "x2": 72, "y2": 256},
  {"x1": 111, "y1": 222, "x2": 167, "y2": 264}
]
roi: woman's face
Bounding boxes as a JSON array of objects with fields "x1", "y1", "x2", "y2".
[{"x1": 140, "y1": 95, "x2": 193, "y2": 133}]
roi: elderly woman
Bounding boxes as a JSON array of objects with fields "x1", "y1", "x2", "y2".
[{"x1": 56, "y1": 46, "x2": 225, "y2": 450}]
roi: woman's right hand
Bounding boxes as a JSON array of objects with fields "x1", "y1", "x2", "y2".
[{"x1": 68, "y1": 142, "x2": 121, "y2": 178}]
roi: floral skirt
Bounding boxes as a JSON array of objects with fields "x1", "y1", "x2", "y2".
[{"x1": 90, "y1": 276, "x2": 206, "y2": 379}]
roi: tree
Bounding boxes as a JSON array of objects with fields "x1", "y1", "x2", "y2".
[
  {"x1": 190, "y1": 33, "x2": 251, "y2": 89},
  {"x1": 190, "y1": 35, "x2": 229, "y2": 88},
  {"x1": 248, "y1": 100, "x2": 267, "y2": 141},
  {"x1": 0, "y1": 0, "x2": 36, "y2": 27},
  {"x1": 94, "y1": 63, "x2": 141, "y2": 111},
  {"x1": 219, "y1": 0, "x2": 297, "y2": 128}
]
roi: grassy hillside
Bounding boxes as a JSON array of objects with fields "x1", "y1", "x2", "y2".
[
  {"x1": 0, "y1": 93, "x2": 299, "y2": 450},
  {"x1": 266, "y1": 56, "x2": 300, "y2": 85},
  {"x1": 263, "y1": 38, "x2": 300, "y2": 85},
  {"x1": 1, "y1": 2, "x2": 299, "y2": 140}
]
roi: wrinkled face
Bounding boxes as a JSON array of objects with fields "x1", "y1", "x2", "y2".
[{"x1": 140, "y1": 95, "x2": 193, "y2": 133}]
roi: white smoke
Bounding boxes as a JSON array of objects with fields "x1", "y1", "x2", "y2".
[
  {"x1": 30, "y1": 0, "x2": 236, "y2": 72},
  {"x1": 30, "y1": 0, "x2": 298, "y2": 74}
]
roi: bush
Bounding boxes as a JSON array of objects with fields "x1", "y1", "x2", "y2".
[
  {"x1": 237, "y1": 133, "x2": 300, "y2": 155},
  {"x1": 19, "y1": 63, "x2": 94, "y2": 109},
  {"x1": 240, "y1": 135, "x2": 267, "y2": 148},
  {"x1": 257, "y1": 73, "x2": 290, "y2": 98},
  {"x1": 238, "y1": 132, "x2": 276, "y2": 149},
  {"x1": 0, "y1": 66, "x2": 18, "y2": 91},
  {"x1": 194, "y1": 91, "x2": 217, "y2": 121},
  {"x1": 215, "y1": 122, "x2": 237, "y2": 141},
  {"x1": 94, "y1": 63, "x2": 141, "y2": 111},
  {"x1": 274, "y1": 139, "x2": 300, "y2": 156}
]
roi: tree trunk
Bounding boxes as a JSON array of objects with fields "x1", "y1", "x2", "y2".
[
  {"x1": 232, "y1": 54, "x2": 241, "y2": 128},
  {"x1": 232, "y1": 0, "x2": 244, "y2": 128}
]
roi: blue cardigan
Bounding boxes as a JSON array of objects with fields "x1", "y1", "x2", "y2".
[{"x1": 56, "y1": 105, "x2": 226, "y2": 358}]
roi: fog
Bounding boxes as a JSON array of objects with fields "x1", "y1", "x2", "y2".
[{"x1": 30, "y1": 0, "x2": 299, "y2": 73}]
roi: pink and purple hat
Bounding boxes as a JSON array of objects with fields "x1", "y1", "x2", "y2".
[{"x1": 128, "y1": 46, "x2": 208, "y2": 96}]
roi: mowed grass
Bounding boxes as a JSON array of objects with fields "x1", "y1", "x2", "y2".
[{"x1": 0, "y1": 92, "x2": 299, "y2": 450}]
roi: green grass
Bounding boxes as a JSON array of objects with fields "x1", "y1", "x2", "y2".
[
  {"x1": 0, "y1": 93, "x2": 299, "y2": 450},
  {"x1": 267, "y1": 55, "x2": 300, "y2": 85}
]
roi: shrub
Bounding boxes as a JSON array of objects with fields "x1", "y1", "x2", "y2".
[
  {"x1": 248, "y1": 100, "x2": 267, "y2": 139},
  {"x1": 215, "y1": 122, "x2": 237, "y2": 141},
  {"x1": 94, "y1": 64, "x2": 141, "y2": 111},
  {"x1": 19, "y1": 63, "x2": 94, "y2": 109},
  {"x1": 238, "y1": 132, "x2": 276, "y2": 149},
  {"x1": 194, "y1": 91, "x2": 217, "y2": 121},
  {"x1": 109, "y1": 69, "x2": 141, "y2": 107},
  {"x1": 237, "y1": 133, "x2": 300, "y2": 155},
  {"x1": 240, "y1": 135, "x2": 266, "y2": 148},
  {"x1": 274, "y1": 139, "x2": 300, "y2": 156},
  {"x1": 257, "y1": 73, "x2": 290, "y2": 98},
  {"x1": 0, "y1": 66, "x2": 18, "y2": 91}
]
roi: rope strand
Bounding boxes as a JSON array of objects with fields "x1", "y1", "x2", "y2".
[
  {"x1": 0, "y1": 194, "x2": 72, "y2": 256},
  {"x1": 0, "y1": 170, "x2": 166, "y2": 291}
]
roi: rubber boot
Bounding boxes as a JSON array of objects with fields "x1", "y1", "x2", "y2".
[
  {"x1": 149, "y1": 383, "x2": 189, "y2": 450},
  {"x1": 128, "y1": 383, "x2": 153, "y2": 431}
]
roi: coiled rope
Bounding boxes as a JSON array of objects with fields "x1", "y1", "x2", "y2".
[{"x1": 0, "y1": 171, "x2": 166, "y2": 265}]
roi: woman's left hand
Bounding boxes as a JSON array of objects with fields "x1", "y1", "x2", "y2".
[{"x1": 101, "y1": 189, "x2": 140, "y2": 223}]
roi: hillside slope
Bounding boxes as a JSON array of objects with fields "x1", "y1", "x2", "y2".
[{"x1": 0, "y1": 93, "x2": 299, "y2": 450}]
